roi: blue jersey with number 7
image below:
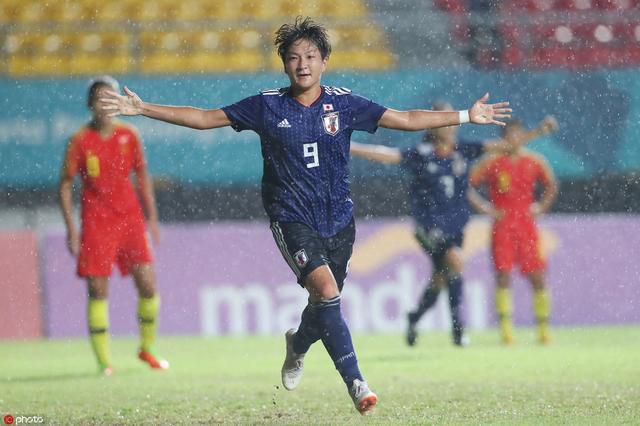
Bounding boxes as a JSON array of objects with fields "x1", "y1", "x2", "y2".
[
  {"x1": 222, "y1": 86, "x2": 386, "y2": 237},
  {"x1": 400, "y1": 140, "x2": 485, "y2": 236}
]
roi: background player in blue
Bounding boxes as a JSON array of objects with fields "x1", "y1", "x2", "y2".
[
  {"x1": 100, "y1": 17, "x2": 511, "y2": 415},
  {"x1": 351, "y1": 102, "x2": 506, "y2": 348}
]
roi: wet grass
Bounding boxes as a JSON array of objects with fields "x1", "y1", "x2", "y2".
[{"x1": 1, "y1": 326, "x2": 639, "y2": 425}]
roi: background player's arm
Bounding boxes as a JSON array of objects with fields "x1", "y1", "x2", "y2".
[
  {"x1": 100, "y1": 87, "x2": 231, "y2": 130},
  {"x1": 531, "y1": 156, "x2": 558, "y2": 216},
  {"x1": 378, "y1": 93, "x2": 511, "y2": 131},
  {"x1": 350, "y1": 142, "x2": 401, "y2": 164},
  {"x1": 520, "y1": 115, "x2": 559, "y2": 145},
  {"x1": 58, "y1": 144, "x2": 79, "y2": 256},
  {"x1": 468, "y1": 157, "x2": 503, "y2": 219},
  {"x1": 131, "y1": 134, "x2": 160, "y2": 243},
  {"x1": 136, "y1": 167, "x2": 160, "y2": 244}
]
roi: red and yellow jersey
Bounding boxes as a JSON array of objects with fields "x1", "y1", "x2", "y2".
[
  {"x1": 470, "y1": 150, "x2": 553, "y2": 220},
  {"x1": 62, "y1": 121, "x2": 146, "y2": 220}
]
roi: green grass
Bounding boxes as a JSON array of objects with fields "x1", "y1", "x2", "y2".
[{"x1": 1, "y1": 326, "x2": 639, "y2": 425}]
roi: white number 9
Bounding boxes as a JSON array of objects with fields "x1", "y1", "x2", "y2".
[{"x1": 303, "y1": 142, "x2": 319, "y2": 168}]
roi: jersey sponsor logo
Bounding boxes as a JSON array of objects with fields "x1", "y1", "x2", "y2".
[
  {"x1": 497, "y1": 171, "x2": 511, "y2": 193},
  {"x1": 293, "y1": 249, "x2": 308, "y2": 268},
  {"x1": 323, "y1": 103, "x2": 334, "y2": 112},
  {"x1": 322, "y1": 112, "x2": 340, "y2": 136},
  {"x1": 277, "y1": 118, "x2": 292, "y2": 128},
  {"x1": 86, "y1": 152, "x2": 100, "y2": 178}
]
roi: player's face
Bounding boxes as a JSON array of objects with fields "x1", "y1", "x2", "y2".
[
  {"x1": 431, "y1": 125, "x2": 457, "y2": 144},
  {"x1": 504, "y1": 124, "x2": 526, "y2": 148},
  {"x1": 283, "y1": 39, "x2": 326, "y2": 92},
  {"x1": 90, "y1": 86, "x2": 113, "y2": 123}
]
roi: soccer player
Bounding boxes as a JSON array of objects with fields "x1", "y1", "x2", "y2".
[
  {"x1": 351, "y1": 102, "x2": 511, "y2": 348},
  {"x1": 468, "y1": 116, "x2": 558, "y2": 345},
  {"x1": 59, "y1": 76, "x2": 169, "y2": 376},
  {"x1": 99, "y1": 17, "x2": 510, "y2": 414}
]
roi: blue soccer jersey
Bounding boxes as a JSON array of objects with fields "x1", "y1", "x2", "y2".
[
  {"x1": 400, "y1": 139, "x2": 485, "y2": 236},
  {"x1": 223, "y1": 86, "x2": 386, "y2": 237}
]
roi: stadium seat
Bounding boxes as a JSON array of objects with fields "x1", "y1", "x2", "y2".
[
  {"x1": 531, "y1": 47, "x2": 577, "y2": 68},
  {"x1": 317, "y1": 0, "x2": 367, "y2": 18},
  {"x1": 595, "y1": 0, "x2": 639, "y2": 9},
  {"x1": 434, "y1": 0, "x2": 467, "y2": 13},
  {"x1": 276, "y1": 0, "x2": 320, "y2": 18}
]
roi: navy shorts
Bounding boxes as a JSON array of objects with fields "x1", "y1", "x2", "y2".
[
  {"x1": 415, "y1": 225, "x2": 463, "y2": 271},
  {"x1": 270, "y1": 218, "x2": 355, "y2": 291}
]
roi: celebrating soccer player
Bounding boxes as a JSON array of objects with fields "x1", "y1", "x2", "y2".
[
  {"x1": 99, "y1": 17, "x2": 510, "y2": 414},
  {"x1": 469, "y1": 116, "x2": 558, "y2": 345},
  {"x1": 59, "y1": 76, "x2": 168, "y2": 376},
  {"x1": 351, "y1": 102, "x2": 515, "y2": 348}
]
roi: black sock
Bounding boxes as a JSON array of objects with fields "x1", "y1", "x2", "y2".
[
  {"x1": 410, "y1": 285, "x2": 440, "y2": 324},
  {"x1": 448, "y1": 274, "x2": 464, "y2": 340}
]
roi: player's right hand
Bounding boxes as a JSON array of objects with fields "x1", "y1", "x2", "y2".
[
  {"x1": 67, "y1": 230, "x2": 80, "y2": 256},
  {"x1": 540, "y1": 115, "x2": 559, "y2": 135},
  {"x1": 99, "y1": 86, "x2": 144, "y2": 117}
]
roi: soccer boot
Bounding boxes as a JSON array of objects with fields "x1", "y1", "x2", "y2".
[
  {"x1": 406, "y1": 313, "x2": 418, "y2": 347},
  {"x1": 99, "y1": 364, "x2": 114, "y2": 376},
  {"x1": 138, "y1": 348, "x2": 170, "y2": 370},
  {"x1": 281, "y1": 328, "x2": 305, "y2": 390},
  {"x1": 538, "y1": 330, "x2": 552, "y2": 345},
  {"x1": 453, "y1": 327, "x2": 469, "y2": 347},
  {"x1": 349, "y1": 379, "x2": 378, "y2": 415}
]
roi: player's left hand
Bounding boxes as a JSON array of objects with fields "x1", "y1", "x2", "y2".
[
  {"x1": 469, "y1": 93, "x2": 511, "y2": 126},
  {"x1": 530, "y1": 202, "x2": 543, "y2": 217},
  {"x1": 99, "y1": 86, "x2": 144, "y2": 117}
]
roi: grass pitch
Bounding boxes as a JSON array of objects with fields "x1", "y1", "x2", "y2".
[{"x1": 1, "y1": 326, "x2": 639, "y2": 425}]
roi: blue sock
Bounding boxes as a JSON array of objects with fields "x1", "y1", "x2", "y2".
[
  {"x1": 448, "y1": 274, "x2": 464, "y2": 336},
  {"x1": 314, "y1": 295, "x2": 363, "y2": 388},
  {"x1": 292, "y1": 303, "x2": 321, "y2": 354}
]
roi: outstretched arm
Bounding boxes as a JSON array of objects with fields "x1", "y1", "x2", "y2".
[
  {"x1": 378, "y1": 93, "x2": 511, "y2": 131},
  {"x1": 100, "y1": 87, "x2": 231, "y2": 130},
  {"x1": 350, "y1": 142, "x2": 402, "y2": 164},
  {"x1": 521, "y1": 115, "x2": 559, "y2": 145}
]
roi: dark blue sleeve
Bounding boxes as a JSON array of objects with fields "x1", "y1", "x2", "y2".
[
  {"x1": 399, "y1": 147, "x2": 420, "y2": 175},
  {"x1": 221, "y1": 95, "x2": 263, "y2": 132},
  {"x1": 347, "y1": 94, "x2": 387, "y2": 133},
  {"x1": 457, "y1": 138, "x2": 485, "y2": 161}
]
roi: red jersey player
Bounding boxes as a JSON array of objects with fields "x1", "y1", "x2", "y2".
[
  {"x1": 58, "y1": 76, "x2": 168, "y2": 374},
  {"x1": 469, "y1": 117, "x2": 558, "y2": 344}
]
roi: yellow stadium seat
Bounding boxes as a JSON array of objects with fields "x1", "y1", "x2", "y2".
[
  {"x1": 277, "y1": 0, "x2": 319, "y2": 18},
  {"x1": 94, "y1": 0, "x2": 138, "y2": 23},
  {"x1": 317, "y1": 0, "x2": 367, "y2": 18},
  {"x1": 0, "y1": 0, "x2": 22, "y2": 25},
  {"x1": 134, "y1": 0, "x2": 181, "y2": 23},
  {"x1": 329, "y1": 49, "x2": 395, "y2": 71}
]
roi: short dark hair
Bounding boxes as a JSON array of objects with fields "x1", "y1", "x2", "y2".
[
  {"x1": 87, "y1": 75, "x2": 119, "y2": 107},
  {"x1": 502, "y1": 119, "x2": 524, "y2": 135},
  {"x1": 274, "y1": 16, "x2": 331, "y2": 63}
]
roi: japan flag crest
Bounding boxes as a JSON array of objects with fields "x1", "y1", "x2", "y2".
[
  {"x1": 293, "y1": 249, "x2": 308, "y2": 268},
  {"x1": 322, "y1": 112, "x2": 340, "y2": 136}
]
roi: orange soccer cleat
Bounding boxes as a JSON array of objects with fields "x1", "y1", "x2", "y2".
[
  {"x1": 349, "y1": 379, "x2": 378, "y2": 415},
  {"x1": 138, "y1": 349, "x2": 170, "y2": 370}
]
